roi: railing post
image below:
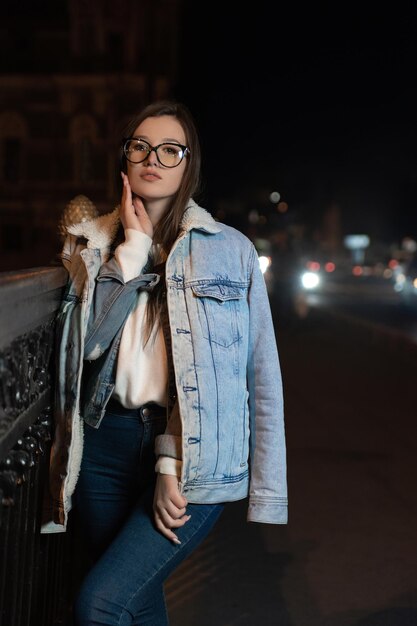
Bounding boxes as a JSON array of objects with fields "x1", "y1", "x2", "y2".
[{"x1": 0, "y1": 266, "x2": 74, "y2": 626}]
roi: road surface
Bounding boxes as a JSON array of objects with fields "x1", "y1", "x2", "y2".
[{"x1": 166, "y1": 306, "x2": 417, "y2": 626}]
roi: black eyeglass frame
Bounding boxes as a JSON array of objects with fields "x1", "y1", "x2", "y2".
[{"x1": 122, "y1": 137, "x2": 190, "y2": 168}]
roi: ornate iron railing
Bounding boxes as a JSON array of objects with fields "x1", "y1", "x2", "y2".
[{"x1": 0, "y1": 266, "x2": 73, "y2": 626}]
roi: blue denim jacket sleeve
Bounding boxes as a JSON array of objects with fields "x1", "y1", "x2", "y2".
[
  {"x1": 246, "y1": 246, "x2": 288, "y2": 524},
  {"x1": 83, "y1": 255, "x2": 160, "y2": 360}
]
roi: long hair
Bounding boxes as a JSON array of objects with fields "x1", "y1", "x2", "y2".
[{"x1": 119, "y1": 100, "x2": 202, "y2": 343}]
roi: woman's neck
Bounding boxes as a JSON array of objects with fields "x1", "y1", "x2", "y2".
[{"x1": 143, "y1": 198, "x2": 170, "y2": 228}]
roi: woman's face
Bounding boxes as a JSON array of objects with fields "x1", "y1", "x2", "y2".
[{"x1": 126, "y1": 115, "x2": 188, "y2": 203}]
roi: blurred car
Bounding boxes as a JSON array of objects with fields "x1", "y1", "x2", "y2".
[
  {"x1": 293, "y1": 258, "x2": 338, "y2": 318},
  {"x1": 393, "y1": 254, "x2": 417, "y2": 304}
]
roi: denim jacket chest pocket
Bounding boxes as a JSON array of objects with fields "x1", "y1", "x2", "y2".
[{"x1": 191, "y1": 282, "x2": 248, "y2": 348}]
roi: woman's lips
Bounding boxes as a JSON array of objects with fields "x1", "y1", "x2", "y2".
[
  {"x1": 141, "y1": 174, "x2": 161, "y2": 181},
  {"x1": 141, "y1": 169, "x2": 161, "y2": 181}
]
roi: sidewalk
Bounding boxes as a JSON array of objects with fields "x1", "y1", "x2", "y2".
[{"x1": 166, "y1": 311, "x2": 417, "y2": 626}]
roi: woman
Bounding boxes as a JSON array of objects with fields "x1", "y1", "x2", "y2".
[{"x1": 42, "y1": 101, "x2": 288, "y2": 625}]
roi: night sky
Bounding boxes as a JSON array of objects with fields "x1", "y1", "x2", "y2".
[
  {"x1": 175, "y1": 2, "x2": 417, "y2": 244},
  {"x1": 3, "y1": 2, "x2": 417, "y2": 245}
]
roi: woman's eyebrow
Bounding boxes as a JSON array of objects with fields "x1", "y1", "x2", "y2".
[{"x1": 133, "y1": 135, "x2": 183, "y2": 144}]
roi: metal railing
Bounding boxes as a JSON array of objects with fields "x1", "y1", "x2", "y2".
[{"x1": 0, "y1": 266, "x2": 73, "y2": 626}]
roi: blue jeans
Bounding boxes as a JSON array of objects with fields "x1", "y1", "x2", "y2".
[{"x1": 73, "y1": 402, "x2": 224, "y2": 625}]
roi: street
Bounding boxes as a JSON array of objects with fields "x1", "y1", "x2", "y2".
[
  {"x1": 281, "y1": 264, "x2": 417, "y2": 346},
  {"x1": 165, "y1": 305, "x2": 417, "y2": 626}
]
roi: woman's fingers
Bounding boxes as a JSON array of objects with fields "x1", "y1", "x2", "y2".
[
  {"x1": 121, "y1": 171, "x2": 132, "y2": 207},
  {"x1": 158, "y1": 505, "x2": 190, "y2": 528},
  {"x1": 120, "y1": 172, "x2": 153, "y2": 237},
  {"x1": 153, "y1": 474, "x2": 191, "y2": 544},
  {"x1": 120, "y1": 172, "x2": 137, "y2": 230},
  {"x1": 168, "y1": 484, "x2": 187, "y2": 508},
  {"x1": 154, "y1": 496, "x2": 188, "y2": 526},
  {"x1": 159, "y1": 498, "x2": 186, "y2": 518},
  {"x1": 154, "y1": 512, "x2": 182, "y2": 544},
  {"x1": 132, "y1": 196, "x2": 153, "y2": 238},
  {"x1": 154, "y1": 510, "x2": 192, "y2": 544}
]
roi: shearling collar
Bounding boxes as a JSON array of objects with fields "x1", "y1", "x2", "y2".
[
  {"x1": 66, "y1": 198, "x2": 222, "y2": 250},
  {"x1": 180, "y1": 199, "x2": 222, "y2": 236},
  {"x1": 67, "y1": 205, "x2": 120, "y2": 250}
]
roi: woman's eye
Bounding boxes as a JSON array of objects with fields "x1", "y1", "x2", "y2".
[
  {"x1": 135, "y1": 142, "x2": 148, "y2": 152},
  {"x1": 163, "y1": 145, "x2": 180, "y2": 155}
]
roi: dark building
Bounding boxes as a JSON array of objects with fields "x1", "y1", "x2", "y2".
[{"x1": 0, "y1": 0, "x2": 184, "y2": 271}]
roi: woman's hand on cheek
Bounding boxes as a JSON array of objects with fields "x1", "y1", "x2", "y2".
[
  {"x1": 120, "y1": 171, "x2": 153, "y2": 239},
  {"x1": 153, "y1": 473, "x2": 191, "y2": 544}
]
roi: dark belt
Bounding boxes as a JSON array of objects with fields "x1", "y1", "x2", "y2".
[{"x1": 106, "y1": 397, "x2": 166, "y2": 421}]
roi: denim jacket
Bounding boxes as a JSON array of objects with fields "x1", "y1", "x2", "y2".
[{"x1": 42, "y1": 199, "x2": 287, "y2": 532}]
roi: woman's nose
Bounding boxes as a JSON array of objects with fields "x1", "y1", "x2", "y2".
[{"x1": 146, "y1": 149, "x2": 158, "y2": 166}]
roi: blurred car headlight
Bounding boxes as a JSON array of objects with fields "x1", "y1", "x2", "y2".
[
  {"x1": 258, "y1": 255, "x2": 272, "y2": 274},
  {"x1": 301, "y1": 271, "x2": 320, "y2": 289},
  {"x1": 394, "y1": 273, "x2": 406, "y2": 292}
]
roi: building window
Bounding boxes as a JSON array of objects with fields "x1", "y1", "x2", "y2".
[
  {"x1": 3, "y1": 138, "x2": 22, "y2": 182},
  {"x1": 0, "y1": 111, "x2": 27, "y2": 182},
  {"x1": 2, "y1": 223, "x2": 23, "y2": 251},
  {"x1": 70, "y1": 115, "x2": 98, "y2": 184},
  {"x1": 79, "y1": 137, "x2": 93, "y2": 183}
]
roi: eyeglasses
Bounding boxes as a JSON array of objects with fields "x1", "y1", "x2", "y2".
[{"x1": 122, "y1": 138, "x2": 190, "y2": 168}]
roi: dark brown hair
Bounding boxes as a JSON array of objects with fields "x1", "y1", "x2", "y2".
[{"x1": 120, "y1": 100, "x2": 202, "y2": 343}]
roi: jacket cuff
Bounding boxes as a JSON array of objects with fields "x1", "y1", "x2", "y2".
[
  {"x1": 40, "y1": 520, "x2": 67, "y2": 534},
  {"x1": 155, "y1": 456, "x2": 182, "y2": 478},
  {"x1": 154, "y1": 434, "x2": 182, "y2": 459},
  {"x1": 247, "y1": 496, "x2": 288, "y2": 524},
  {"x1": 114, "y1": 229, "x2": 152, "y2": 282}
]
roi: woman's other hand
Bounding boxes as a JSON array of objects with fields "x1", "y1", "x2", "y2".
[
  {"x1": 153, "y1": 474, "x2": 191, "y2": 544},
  {"x1": 120, "y1": 171, "x2": 153, "y2": 238}
]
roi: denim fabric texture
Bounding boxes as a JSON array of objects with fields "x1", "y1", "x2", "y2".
[
  {"x1": 44, "y1": 200, "x2": 288, "y2": 532},
  {"x1": 74, "y1": 404, "x2": 224, "y2": 626}
]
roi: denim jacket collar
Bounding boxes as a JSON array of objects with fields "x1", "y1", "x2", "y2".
[{"x1": 66, "y1": 198, "x2": 222, "y2": 251}]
